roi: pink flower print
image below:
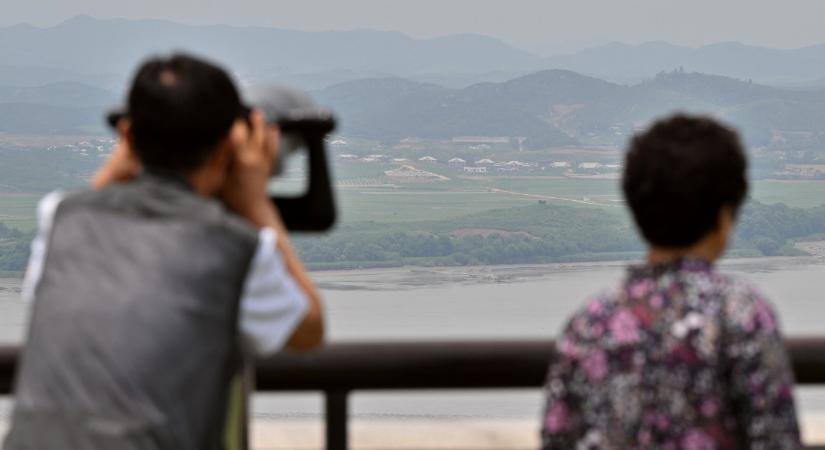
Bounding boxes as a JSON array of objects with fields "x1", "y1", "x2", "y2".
[
  {"x1": 656, "y1": 414, "x2": 670, "y2": 431},
  {"x1": 632, "y1": 304, "x2": 654, "y2": 326},
  {"x1": 582, "y1": 350, "x2": 608, "y2": 382},
  {"x1": 629, "y1": 279, "x2": 655, "y2": 298},
  {"x1": 609, "y1": 309, "x2": 640, "y2": 344},
  {"x1": 650, "y1": 294, "x2": 665, "y2": 309},
  {"x1": 559, "y1": 338, "x2": 577, "y2": 359},
  {"x1": 672, "y1": 344, "x2": 699, "y2": 364},
  {"x1": 754, "y1": 300, "x2": 776, "y2": 332},
  {"x1": 681, "y1": 429, "x2": 716, "y2": 450},
  {"x1": 701, "y1": 398, "x2": 720, "y2": 418},
  {"x1": 588, "y1": 299, "x2": 604, "y2": 315},
  {"x1": 545, "y1": 402, "x2": 570, "y2": 433}
]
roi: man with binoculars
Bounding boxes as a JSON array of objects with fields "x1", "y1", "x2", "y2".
[{"x1": 3, "y1": 53, "x2": 324, "y2": 449}]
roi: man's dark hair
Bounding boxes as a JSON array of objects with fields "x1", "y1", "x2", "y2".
[
  {"x1": 127, "y1": 53, "x2": 243, "y2": 173},
  {"x1": 622, "y1": 114, "x2": 749, "y2": 248}
]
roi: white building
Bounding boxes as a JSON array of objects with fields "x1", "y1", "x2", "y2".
[
  {"x1": 448, "y1": 157, "x2": 467, "y2": 165},
  {"x1": 385, "y1": 165, "x2": 447, "y2": 180},
  {"x1": 453, "y1": 136, "x2": 510, "y2": 144},
  {"x1": 502, "y1": 160, "x2": 530, "y2": 167},
  {"x1": 463, "y1": 166, "x2": 488, "y2": 174},
  {"x1": 475, "y1": 158, "x2": 495, "y2": 165},
  {"x1": 578, "y1": 162, "x2": 602, "y2": 170},
  {"x1": 418, "y1": 156, "x2": 438, "y2": 162}
]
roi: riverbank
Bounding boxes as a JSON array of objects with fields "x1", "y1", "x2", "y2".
[
  {"x1": 796, "y1": 240, "x2": 825, "y2": 258},
  {"x1": 310, "y1": 253, "x2": 824, "y2": 291}
]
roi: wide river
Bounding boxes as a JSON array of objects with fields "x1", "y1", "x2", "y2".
[{"x1": 0, "y1": 255, "x2": 824, "y2": 421}]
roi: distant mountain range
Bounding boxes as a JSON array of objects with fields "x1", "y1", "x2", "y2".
[
  {"x1": 0, "y1": 15, "x2": 535, "y2": 91},
  {"x1": 542, "y1": 41, "x2": 825, "y2": 86},
  {"x1": 3, "y1": 68, "x2": 825, "y2": 147},
  {"x1": 2, "y1": 16, "x2": 825, "y2": 142},
  {"x1": 2, "y1": 16, "x2": 825, "y2": 91},
  {"x1": 316, "y1": 70, "x2": 825, "y2": 148}
]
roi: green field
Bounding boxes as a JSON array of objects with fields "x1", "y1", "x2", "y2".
[
  {"x1": 332, "y1": 176, "x2": 825, "y2": 226},
  {"x1": 751, "y1": 181, "x2": 825, "y2": 208},
  {"x1": 336, "y1": 188, "x2": 538, "y2": 223},
  {"x1": 0, "y1": 194, "x2": 39, "y2": 231},
  {"x1": 2, "y1": 174, "x2": 825, "y2": 233}
]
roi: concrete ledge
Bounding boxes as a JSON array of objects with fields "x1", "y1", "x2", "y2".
[{"x1": 249, "y1": 416, "x2": 825, "y2": 450}]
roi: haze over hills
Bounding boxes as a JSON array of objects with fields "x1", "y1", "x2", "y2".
[
  {"x1": 2, "y1": 15, "x2": 825, "y2": 141},
  {"x1": 3, "y1": 66, "x2": 825, "y2": 148},
  {"x1": 3, "y1": 16, "x2": 825, "y2": 91},
  {"x1": 542, "y1": 41, "x2": 825, "y2": 86},
  {"x1": 0, "y1": 15, "x2": 535, "y2": 90},
  {"x1": 317, "y1": 69, "x2": 825, "y2": 148}
]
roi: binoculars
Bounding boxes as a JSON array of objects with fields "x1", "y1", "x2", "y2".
[{"x1": 107, "y1": 85, "x2": 337, "y2": 232}]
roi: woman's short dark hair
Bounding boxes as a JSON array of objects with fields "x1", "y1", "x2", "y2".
[
  {"x1": 622, "y1": 114, "x2": 749, "y2": 248},
  {"x1": 127, "y1": 53, "x2": 243, "y2": 173}
]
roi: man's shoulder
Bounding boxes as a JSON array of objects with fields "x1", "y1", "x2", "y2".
[{"x1": 54, "y1": 181, "x2": 260, "y2": 245}]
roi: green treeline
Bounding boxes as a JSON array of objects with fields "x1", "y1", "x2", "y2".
[
  {"x1": 295, "y1": 201, "x2": 825, "y2": 269},
  {"x1": 0, "y1": 200, "x2": 823, "y2": 274},
  {"x1": 737, "y1": 201, "x2": 825, "y2": 255}
]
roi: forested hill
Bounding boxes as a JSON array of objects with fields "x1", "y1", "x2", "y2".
[
  {"x1": 316, "y1": 69, "x2": 825, "y2": 148},
  {"x1": 294, "y1": 201, "x2": 825, "y2": 270},
  {"x1": 3, "y1": 66, "x2": 825, "y2": 147}
]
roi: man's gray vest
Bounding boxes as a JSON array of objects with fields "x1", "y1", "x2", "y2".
[{"x1": 5, "y1": 174, "x2": 260, "y2": 450}]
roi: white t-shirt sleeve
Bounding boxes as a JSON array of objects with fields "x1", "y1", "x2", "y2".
[
  {"x1": 21, "y1": 191, "x2": 65, "y2": 304},
  {"x1": 239, "y1": 227, "x2": 309, "y2": 357}
]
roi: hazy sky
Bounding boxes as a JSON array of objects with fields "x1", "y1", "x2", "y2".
[{"x1": 2, "y1": 0, "x2": 825, "y2": 54}]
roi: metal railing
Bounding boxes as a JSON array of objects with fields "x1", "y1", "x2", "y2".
[{"x1": 1, "y1": 338, "x2": 824, "y2": 450}]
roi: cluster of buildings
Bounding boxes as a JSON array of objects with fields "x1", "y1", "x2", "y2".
[
  {"x1": 336, "y1": 151, "x2": 622, "y2": 176},
  {"x1": 46, "y1": 138, "x2": 116, "y2": 158},
  {"x1": 416, "y1": 156, "x2": 619, "y2": 175},
  {"x1": 328, "y1": 137, "x2": 621, "y2": 178}
]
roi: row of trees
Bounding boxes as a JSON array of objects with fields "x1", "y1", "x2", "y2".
[
  {"x1": 295, "y1": 201, "x2": 825, "y2": 268},
  {"x1": 0, "y1": 200, "x2": 823, "y2": 273}
]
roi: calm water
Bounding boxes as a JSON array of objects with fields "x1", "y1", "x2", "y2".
[{"x1": 1, "y1": 255, "x2": 824, "y2": 419}]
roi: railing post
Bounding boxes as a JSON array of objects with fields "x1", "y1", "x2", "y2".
[{"x1": 325, "y1": 390, "x2": 349, "y2": 450}]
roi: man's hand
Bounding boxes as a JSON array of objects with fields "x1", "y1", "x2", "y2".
[
  {"x1": 92, "y1": 121, "x2": 141, "y2": 190},
  {"x1": 221, "y1": 112, "x2": 281, "y2": 226},
  {"x1": 223, "y1": 111, "x2": 324, "y2": 350}
]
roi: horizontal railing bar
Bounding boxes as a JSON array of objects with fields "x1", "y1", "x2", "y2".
[
  {"x1": 255, "y1": 337, "x2": 825, "y2": 391},
  {"x1": 0, "y1": 337, "x2": 822, "y2": 393}
]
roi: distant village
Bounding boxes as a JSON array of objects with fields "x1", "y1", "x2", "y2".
[
  {"x1": 45, "y1": 137, "x2": 116, "y2": 159},
  {"x1": 329, "y1": 136, "x2": 623, "y2": 180}
]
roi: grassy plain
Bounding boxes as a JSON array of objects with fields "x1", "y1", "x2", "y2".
[
  {"x1": 751, "y1": 181, "x2": 825, "y2": 208},
  {"x1": 333, "y1": 169, "x2": 825, "y2": 226},
  {"x1": 2, "y1": 163, "x2": 825, "y2": 233},
  {"x1": 0, "y1": 194, "x2": 39, "y2": 231}
]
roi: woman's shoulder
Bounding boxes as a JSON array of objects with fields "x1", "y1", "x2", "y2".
[{"x1": 689, "y1": 269, "x2": 781, "y2": 336}]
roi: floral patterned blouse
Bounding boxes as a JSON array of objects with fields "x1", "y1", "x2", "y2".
[{"x1": 541, "y1": 258, "x2": 801, "y2": 450}]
